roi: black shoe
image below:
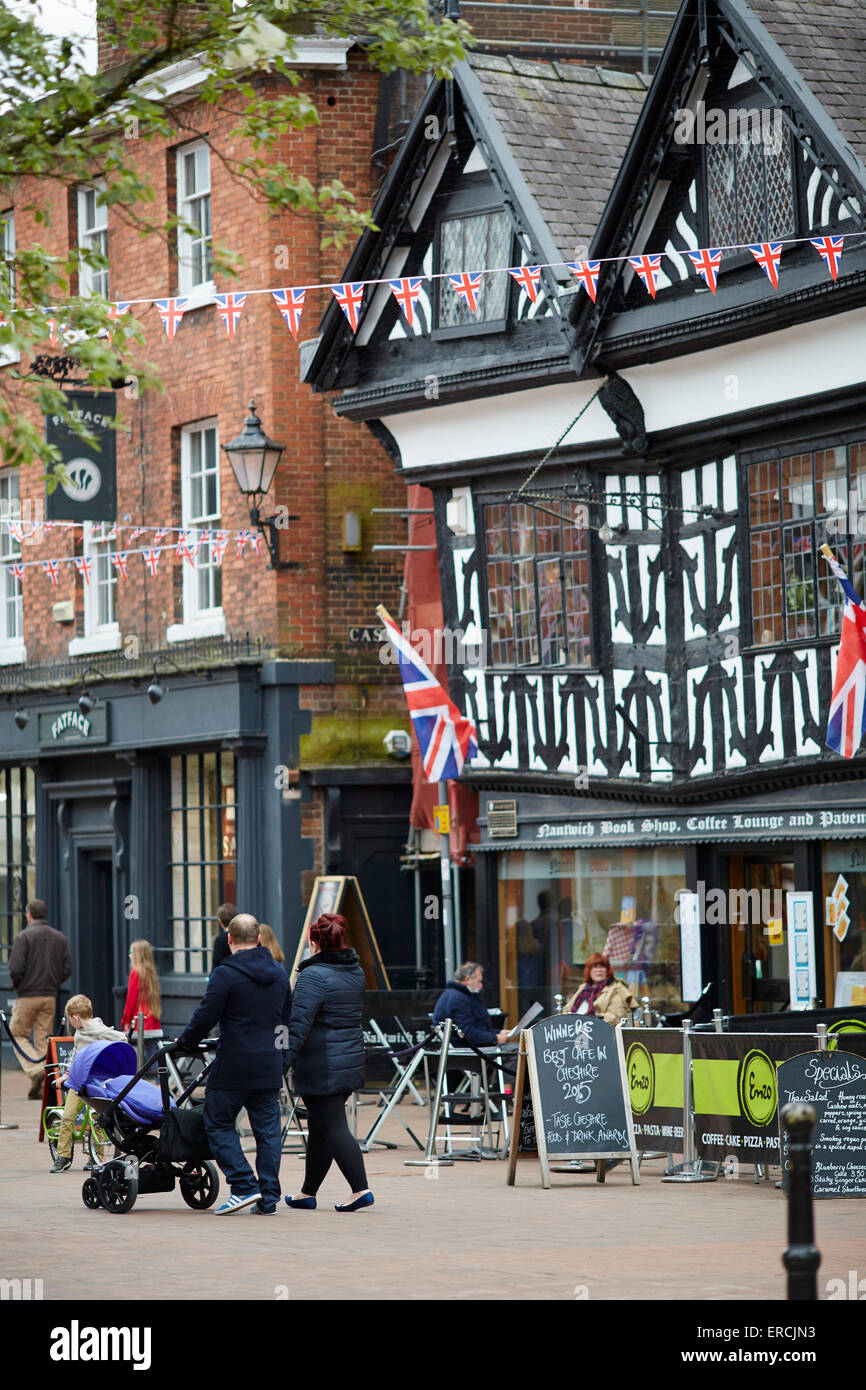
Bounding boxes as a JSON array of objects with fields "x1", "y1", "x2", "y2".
[
  {"x1": 50, "y1": 1157, "x2": 73, "y2": 1173},
  {"x1": 250, "y1": 1201, "x2": 276, "y2": 1214}
]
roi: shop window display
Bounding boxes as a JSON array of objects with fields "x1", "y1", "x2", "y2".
[
  {"x1": 821, "y1": 841, "x2": 866, "y2": 1006},
  {"x1": 498, "y1": 847, "x2": 686, "y2": 1021}
]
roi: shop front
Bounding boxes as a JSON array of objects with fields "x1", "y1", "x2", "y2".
[{"x1": 476, "y1": 786, "x2": 866, "y2": 1025}]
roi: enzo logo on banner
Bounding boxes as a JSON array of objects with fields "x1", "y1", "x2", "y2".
[{"x1": 45, "y1": 391, "x2": 117, "y2": 522}]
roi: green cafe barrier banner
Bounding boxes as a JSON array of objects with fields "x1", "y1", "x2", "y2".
[
  {"x1": 620, "y1": 1028, "x2": 684, "y2": 1154},
  {"x1": 692, "y1": 1030, "x2": 866, "y2": 1161}
]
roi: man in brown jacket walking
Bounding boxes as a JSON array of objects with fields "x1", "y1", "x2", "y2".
[{"x1": 9, "y1": 900, "x2": 71, "y2": 1098}]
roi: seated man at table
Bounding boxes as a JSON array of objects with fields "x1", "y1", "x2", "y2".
[{"x1": 433, "y1": 962, "x2": 511, "y2": 1048}]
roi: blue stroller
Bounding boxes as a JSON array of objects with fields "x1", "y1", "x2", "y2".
[{"x1": 67, "y1": 1039, "x2": 219, "y2": 1214}]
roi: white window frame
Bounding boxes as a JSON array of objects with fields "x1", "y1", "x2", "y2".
[
  {"x1": 0, "y1": 212, "x2": 19, "y2": 368},
  {"x1": 167, "y1": 420, "x2": 225, "y2": 643},
  {"x1": 176, "y1": 142, "x2": 214, "y2": 301},
  {"x1": 77, "y1": 183, "x2": 109, "y2": 299},
  {"x1": 0, "y1": 470, "x2": 25, "y2": 665},
  {"x1": 68, "y1": 522, "x2": 121, "y2": 656}
]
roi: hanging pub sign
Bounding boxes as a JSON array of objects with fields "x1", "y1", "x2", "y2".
[{"x1": 45, "y1": 391, "x2": 117, "y2": 522}]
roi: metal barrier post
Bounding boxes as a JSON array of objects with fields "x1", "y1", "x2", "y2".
[
  {"x1": 662, "y1": 1019, "x2": 719, "y2": 1182},
  {"x1": 712, "y1": 1009, "x2": 724, "y2": 1032},
  {"x1": 554, "y1": 993, "x2": 564, "y2": 1015},
  {"x1": 816, "y1": 1024, "x2": 828, "y2": 1053},
  {"x1": 136, "y1": 1010, "x2": 144, "y2": 1073},
  {"x1": 781, "y1": 1104, "x2": 820, "y2": 1300}
]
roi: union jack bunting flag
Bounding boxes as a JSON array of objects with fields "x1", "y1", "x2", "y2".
[
  {"x1": 41, "y1": 560, "x2": 60, "y2": 587},
  {"x1": 508, "y1": 265, "x2": 542, "y2": 302},
  {"x1": 6, "y1": 520, "x2": 25, "y2": 543},
  {"x1": 248, "y1": 531, "x2": 263, "y2": 557},
  {"x1": 236, "y1": 530, "x2": 251, "y2": 559},
  {"x1": 811, "y1": 235, "x2": 844, "y2": 282},
  {"x1": 748, "y1": 242, "x2": 783, "y2": 289},
  {"x1": 192, "y1": 529, "x2": 211, "y2": 558},
  {"x1": 214, "y1": 293, "x2": 247, "y2": 339},
  {"x1": 107, "y1": 302, "x2": 132, "y2": 344},
  {"x1": 566, "y1": 260, "x2": 601, "y2": 302},
  {"x1": 331, "y1": 282, "x2": 365, "y2": 332},
  {"x1": 46, "y1": 318, "x2": 62, "y2": 346},
  {"x1": 110, "y1": 551, "x2": 128, "y2": 578},
  {"x1": 686, "y1": 247, "x2": 723, "y2": 293},
  {"x1": 73, "y1": 556, "x2": 93, "y2": 587},
  {"x1": 8, "y1": 563, "x2": 25, "y2": 582},
  {"x1": 212, "y1": 531, "x2": 230, "y2": 565},
  {"x1": 43, "y1": 521, "x2": 56, "y2": 534},
  {"x1": 272, "y1": 287, "x2": 306, "y2": 338},
  {"x1": 154, "y1": 297, "x2": 188, "y2": 340},
  {"x1": 628, "y1": 254, "x2": 664, "y2": 299},
  {"x1": 447, "y1": 272, "x2": 482, "y2": 314},
  {"x1": 153, "y1": 527, "x2": 171, "y2": 546},
  {"x1": 822, "y1": 545, "x2": 866, "y2": 758},
  {"x1": 388, "y1": 277, "x2": 425, "y2": 328},
  {"x1": 143, "y1": 548, "x2": 160, "y2": 577},
  {"x1": 127, "y1": 527, "x2": 148, "y2": 545},
  {"x1": 376, "y1": 603, "x2": 478, "y2": 783}
]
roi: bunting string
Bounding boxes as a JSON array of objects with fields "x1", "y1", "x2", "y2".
[{"x1": 10, "y1": 228, "x2": 860, "y2": 343}]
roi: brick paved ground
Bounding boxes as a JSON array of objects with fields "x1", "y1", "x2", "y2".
[{"x1": 3, "y1": 1067, "x2": 864, "y2": 1303}]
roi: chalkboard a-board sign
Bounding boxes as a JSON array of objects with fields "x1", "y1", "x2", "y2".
[
  {"x1": 291, "y1": 876, "x2": 390, "y2": 990},
  {"x1": 506, "y1": 1015, "x2": 639, "y2": 1189},
  {"x1": 37, "y1": 1037, "x2": 75, "y2": 1142},
  {"x1": 778, "y1": 1050, "x2": 866, "y2": 1199}
]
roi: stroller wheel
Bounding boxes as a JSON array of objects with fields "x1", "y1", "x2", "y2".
[
  {"x1": 82, "y1": 1177, "x2": 102, "y2": 1210},
  {"x1": 96, "y1": 1159, "x2": 138, "y2": 1214},
  {"x1": 179, "y1": 1160, "x2": 220, "y2": 1210}
]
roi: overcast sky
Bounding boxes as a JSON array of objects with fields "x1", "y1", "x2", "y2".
[{"x1": 10, "y1": 0, "x2": 98, "y2": 71}]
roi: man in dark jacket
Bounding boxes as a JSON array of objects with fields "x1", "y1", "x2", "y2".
[
  {"x1": 9, "y1": 900, "x2": 72, "y2": 1098},
  {"x1": 433, "y1": 962, "x2": 511, "y2": 1048},
  {"x1": 175, "y1": 914, "x2": 291, "y2": 1215}
]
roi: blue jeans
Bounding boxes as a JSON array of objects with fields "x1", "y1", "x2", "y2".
[{"x1": 204, "y1": 1088, "x2": 281, "y2": 1208}]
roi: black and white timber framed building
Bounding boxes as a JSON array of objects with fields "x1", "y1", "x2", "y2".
[{"x1": 306, "y1": 0, "x2": 866, "y2": 1028}]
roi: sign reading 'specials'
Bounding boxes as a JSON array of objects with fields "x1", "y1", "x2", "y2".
[
  {"x1": 45, "y1": 391, "x2": 117, "y2": 522},
  {"x1": 37, "y1": 705, "x2": 109, "y2": 747}
]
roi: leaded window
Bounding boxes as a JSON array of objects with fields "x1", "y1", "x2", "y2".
[
  {"x1": 706, "y1": 108, "x2": 795, "y2": 245},
  {"x1": 436, "y1": 210, "x2": 511, "y2": 329},
  {"x1": 0, "y1": 767, "x2": 36, "y2": 964},
  {"x1": 748, "y1": 440, "x2": 866, "y2": 646},
  {"x1": 169, "y1": 752, "x2": 237, "y2": 973},
  {"x1": 483, "y1": 497, "x2": 591, "y2": 668}
]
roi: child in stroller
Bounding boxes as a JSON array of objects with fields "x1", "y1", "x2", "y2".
[{"x1": 67, "y1": 1036, "x2": 220, "y2": 1214}]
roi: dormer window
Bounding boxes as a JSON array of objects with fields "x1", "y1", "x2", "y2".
[{"x1": 433, "y1": 174, "x2": 512, "y2": 334}]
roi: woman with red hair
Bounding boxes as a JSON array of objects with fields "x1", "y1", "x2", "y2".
[
  {"x1": 564, "y1": 953, "x2": 638, "y2": 1024},
  {"x1": 283, "y1": 913, "x2": 373, "y2": 1213}
]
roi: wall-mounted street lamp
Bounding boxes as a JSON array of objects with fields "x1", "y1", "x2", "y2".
[
  {"x1": 77, "y1": 667, "x2": 110, "y2": 716},
  {"x1": 6, "y1": 683, "x2": 33, "y2": 731},
  {"x1": 222, "y1": 400, "x2": 299, "y2": 571},
  {"x1": 146, "y1": 656, "x2": 213, "y2": 707}
]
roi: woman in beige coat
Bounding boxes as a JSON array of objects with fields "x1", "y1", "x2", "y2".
[{"x1": 564, "y1": 953, "x2": 638, "y2": 1024}]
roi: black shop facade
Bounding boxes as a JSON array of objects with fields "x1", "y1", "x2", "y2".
[{"x1": 471, "y1": 780, "x2": 866, "y2": 1029}]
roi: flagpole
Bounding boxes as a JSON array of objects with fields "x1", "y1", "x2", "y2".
[{"x1": 438, "y1": 780, "x2": 456, "y2": 982}]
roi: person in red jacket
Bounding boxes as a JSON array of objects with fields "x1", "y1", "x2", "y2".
[{"x1": 120, "y1": 939, "x2": 161, "y2": 1034}]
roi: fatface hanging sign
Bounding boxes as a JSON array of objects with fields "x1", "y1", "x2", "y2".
[{"x1": 45, "y1": 391, "x2": 117, "y2": 522}]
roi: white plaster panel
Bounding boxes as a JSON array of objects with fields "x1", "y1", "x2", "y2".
[
  {"x1": 720, "y1": 658, "x2": 747, "y2": 769},
  {"x1": 687, "y1": 664, "x2": 711, "y2": 776},
  {"x1": 612, "y1": 669, "x2": 638, "y2": 778},
  {"x1": 638, "y1": 545, "x2": 664, "y2": 644},
  {"x1": 754, "y1": 655, "x2": 784, "y2": 763},
  {"x1": 792, "y1": 648, "x2": 821, "y2": 756}
]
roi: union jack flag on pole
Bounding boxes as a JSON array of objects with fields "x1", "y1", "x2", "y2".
[
  {"x1": 376, "y1": 604, "x2": 478, "y2": 782},
  {"x1": 822, "y1": 544, "x2": 866, "y2": 758},
  {"x1": 272, "y1": 287, "x2": 306, "y2": 338}
]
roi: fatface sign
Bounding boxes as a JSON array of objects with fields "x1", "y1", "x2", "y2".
[
  {"x1": 37, "y1": 705, "x2": 109, "y2": 747},
  {"x1": 45, "y1": 391, "x2": 117, "y2": 522}
]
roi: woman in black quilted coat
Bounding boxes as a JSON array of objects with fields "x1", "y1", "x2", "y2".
[{"x1": 284, "y1": 913, "x2": 373, "y2": 1212}]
